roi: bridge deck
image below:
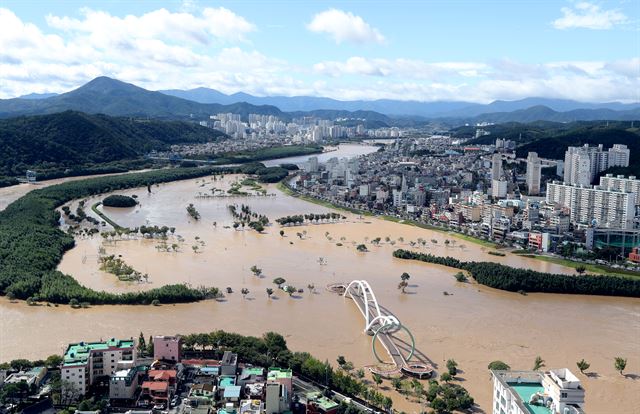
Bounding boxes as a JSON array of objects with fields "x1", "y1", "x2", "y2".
[{"x1": 347, "y1": 287, "x2": 433, "y2": 378}]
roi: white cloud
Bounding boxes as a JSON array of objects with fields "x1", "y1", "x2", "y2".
[
  {"x1": 307, "y1": 9, "x2": 385, "y2": 44},
  {"x1": 552, "y1": 2, "x2": 628, "y2": 30},
  {"x1": 0, "y1": 7, "x2": 637, "y2": 104},
  {"x1": 310, "y1": 57, "x2": 640, "y2": 103},
  {"x1": 314, "y1": 57, "x2": 487, "y2": 79},
  {"x1": 46, "y1": 7, "x2": 255, "y2": 44}
]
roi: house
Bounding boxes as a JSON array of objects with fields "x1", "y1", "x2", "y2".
[
  {"x1": 4, "y1": 367, "x2": 47, "y2": 387},
  {"x1": 147, "y1": 370, "x2": 177, "y2": 387},
  {"x1": 140, "y1": 381, "x2": 169, "y2": 408}
]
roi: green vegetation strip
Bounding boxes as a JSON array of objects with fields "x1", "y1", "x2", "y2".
[
  {"x1": 91, "y1": 202, "x2": 124, "y2": 230},
  {"x1": 516, "y1": 254, "x2": 640, "y2": 279},
  {"x1": 191, "y1": 145, "x2": 322, "y2": 165},
  {"x1": 0, "y1": 166, "x2": 243, "y2": 305},
  {"x1": 393, "y1": 249, "x2": 640, "y2": 297}
]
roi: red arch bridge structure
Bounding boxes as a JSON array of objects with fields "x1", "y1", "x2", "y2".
[{"x1": 329, "y1": 280, "x2": 434, "y2": 379}]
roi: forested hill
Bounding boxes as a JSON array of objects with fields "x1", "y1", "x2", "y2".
[
  {"x1": 0, "y1": 111, "x2": 226, "y2": 177},
  {"x1": 515, "y1": 126, "x2": 640, "y2": 177},
  {"x1": 514, "y1": 127, "x2": 640, "y2": 160}
]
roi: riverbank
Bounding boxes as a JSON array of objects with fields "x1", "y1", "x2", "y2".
[
  {"x1": 278, "y1": 181, "x2": 498, "y2": 249},
  {"x1": 279, "y1": 182, "x2": 640, "y2": 276},
  {"x1": 513, "y1": 253, "x2": 640, "y2": 279}
]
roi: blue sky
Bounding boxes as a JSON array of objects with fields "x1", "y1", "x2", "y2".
[{"x1": 1, "y1": 0, "x2": 638, "y2": 102}]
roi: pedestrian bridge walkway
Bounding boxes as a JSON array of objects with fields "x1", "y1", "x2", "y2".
[{"x1": 327, "y1": 281, "x2": 434, "y2": 379}]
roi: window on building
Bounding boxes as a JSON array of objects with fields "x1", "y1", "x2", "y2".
[{"x1": 561, "y1": 392, "x2": 568, "y2": 398}]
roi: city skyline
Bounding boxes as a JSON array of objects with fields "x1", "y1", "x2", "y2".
[{"x1": 1, "y1": 0, "x2": 638, "y2": 102}]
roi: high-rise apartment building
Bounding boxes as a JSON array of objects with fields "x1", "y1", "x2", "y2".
[
  {"x1": 599, "y1": 174, "x2": 640, "y2": 206},
  {"x1": 491, "y1": 153, "x2": 502, "y2": 180},
  {"x1": 563, "y1": 144, "x2": 630, "y2": 185},
  {"x1": 546, "y1": 181, "x2": 635, "y2": 229},
  {"x1": 526, "y1": 152, "x2": 542, "y2": 195}
]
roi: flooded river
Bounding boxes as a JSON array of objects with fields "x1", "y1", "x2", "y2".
[
  {"x1": 1, "y1": 166, "x2": 639, "y2": 413},
  {"x1": 261, "y1": 143, "x2": 380, "y2": 167}
]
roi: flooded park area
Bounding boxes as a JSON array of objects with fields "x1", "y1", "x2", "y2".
[{"x1": 0, "y1": 159, "x2": 639, "y2": 413}]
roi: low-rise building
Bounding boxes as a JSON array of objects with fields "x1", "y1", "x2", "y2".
[
  {"x1": 141, "y1": 381, "x2": 170, "y2": 408},
  {"x1": 221, "y1": 352, "x2": 238, "y2": 376},
  {"x1": 153, "y1": 336, "x2": 182, "y2": 362},
  {"x1": 4, "y1": 367, "x2": 47, "y2": 387},
  {"x1": 109, "y1": 366, "x2": 141, "y2": 401},
  {"x1": 62, "y1": 338, "x2": 136, "y2": 398}
]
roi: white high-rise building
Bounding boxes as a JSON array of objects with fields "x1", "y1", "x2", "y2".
[
  {"x1": 491, "y1": 153, "x2": 502, "y2": 180},
  {"x1": 599, "y1": 174, "x2": 640, "y2": 206},
  {"x1": 608, "y1": 144, "x2": 630, "y2": 168},
  {"x1": 307, "y1": 156, "x2": 319, "y2": 173},
  {"x1": 491, "y1": 179, "x2": 508, "y2": 199},
  {"x1": 563, "y1": 144, "x2": 630, "y2": 185},
  {"x1": 546, "y1": 181, "x2": 635, "y2": 229},
  {"x1": 526, "y1": 152, "x2": 542, "y2": 195}
]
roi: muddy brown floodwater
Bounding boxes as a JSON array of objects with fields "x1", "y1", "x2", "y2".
[{"x1": 1, "y1": 174, "x2": 639, "y2": 414}]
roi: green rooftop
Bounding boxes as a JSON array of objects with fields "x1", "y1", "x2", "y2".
[
  {"x1": 219, "y1": 376, "x2": 236, "y2": 388},
  {"x1": 508, "y1": 383, "x2": 551, "y2": 414},
  {"x1": 268, "y1": 367, "x2": 292, "y2": 380},
  {"x1": 242, "y1": 367, "x2": 264, "y2": 376},
  {"x1": 310, "y1": 395, "x2": 338, "y2": 411},
  {"x1": 63, "y1": 338, "x2": 134, "y2": 367}
]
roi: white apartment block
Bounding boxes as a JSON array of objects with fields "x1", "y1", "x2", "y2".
[
  {"x1": 546, "y1": 181, "x2": 635, "y2": 229},
  {"x1": 62, "y1": 338, "x2": 136, "y2": 398},
  {"x1": 492, "y1": 368, "x2": 585, "y2": 414},
  {"x1": 526, "y1": 152, "x2": 542, "y2": 195},
  {"x1": 492, "y1": 179, "x2": 508, "y2": 199},
  {"x1": 599, "y1": 174, "x2": 640, "y2": 206},
  {"x1": 563, "y1": 144, "x2": 630, "y2": 186}
]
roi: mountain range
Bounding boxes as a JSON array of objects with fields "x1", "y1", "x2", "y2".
[
  {"x1": 160, "y1": 87, "x2": 640, "y2": 118},
  {"x1": 1, "y1": 76, "x2": 638, "y2": 123}
]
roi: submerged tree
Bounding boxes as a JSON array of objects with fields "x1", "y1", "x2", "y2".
[
  {"x1": 576, "y1": 359, "x2": 590, "y2": 374},
  {"x1": 614, "y1": 357, "x2": 627, "y2": 375}
]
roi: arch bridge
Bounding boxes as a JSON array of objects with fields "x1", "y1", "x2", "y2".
[{"x1": 335, "y1": 280, "x2": 433, "y2": 379}]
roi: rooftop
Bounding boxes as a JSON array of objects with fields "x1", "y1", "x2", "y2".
[
  {"x1": 219, "y1": 376, "x2": 236, "y2": 388},
  {"x1": 148, "y1": 370, "x2": 177, "y2": 381},
  {"x1": 223, "y1": 385, "x2": 242, "y2": 399},
  {"x1": 508, "y1": 383, "x2": 551, "y2": 414},
  {"x1": 142, "y1": 381, "x2": 169, "y2": 392},
  {"x1": 63, "y1": 338, "x2": 134, "y2": 367},
  {"x1": 242, "y1": 367, "x2": 264, "y2": 377},
  {"x1": 307, "y1": 393, "x2": 339, "y2": 412},
  {"x1": 267, "y1": 367, "x2": 292, "y2": 380}
]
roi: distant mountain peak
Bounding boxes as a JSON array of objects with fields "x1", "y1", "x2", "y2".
[{"x1": 78, "y1": 76, "x2": 140, "y2": 92}]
